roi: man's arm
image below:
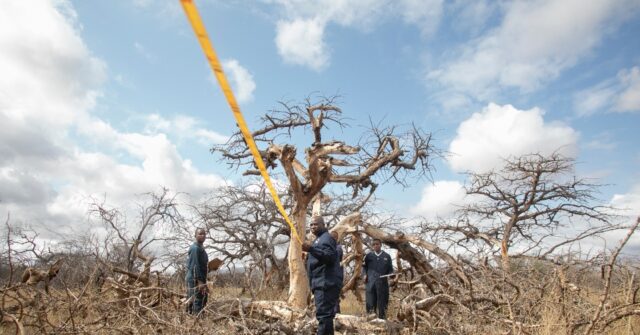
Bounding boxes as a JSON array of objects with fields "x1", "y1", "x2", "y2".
[
  {"x1": 363, "y1": 253, "x2": 369, "y2": 283},
  {"x1": 195, "y1": 247, "x2": 208, "y2": 283},
  {"x1": 307, "y1": 236, "x2": 337, "y2": 264},
  {"x1": 187, "y1": 246, "x2": 198, "y2": 277},
  {"x1": 336, "y1": 245, "x2": 343, "y2": 263},
  {"x1": 385, "y1": 253, "x2": 394, "y2": 275},
  {"x1": 195, "y1": 247, "x2": 209, "y2": 294}
]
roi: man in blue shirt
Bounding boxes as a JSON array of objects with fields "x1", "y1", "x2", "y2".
[
  {"x1": 186, "y1": 228, "x2": 209, "y2": 315},
  {"x1": 363, "y1": 238, "x2": 393, "y2": 319},
  {"x1": 303, "y1": 216, "x2": 339, "y2": 335}
]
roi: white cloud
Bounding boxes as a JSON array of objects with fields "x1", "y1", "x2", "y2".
[
  {"x1": 0, "y1": 0, "x2": 105, "y2": 128},
  {"x1": 0, "y1": 0, "x2": 226, "y2": 235},
  {"x1": 574, "y1": 83, "x2": 617, "y2": 117},
  {"x1": 0, "y1": 167, "x2": 53, "y2": 206},
  {"x1": 448, "y1": 103, "x2": 578, "y2": 172},
  {"x1": 75, "y1": 117, "x2": 228, "y2": 190},
  {"x1": 410, "y1": 181, "x2": 466, "y2": 219},
  {"x1": 271, "y1": 0, "x2": 444, "y2": 70},
  {"x1": 614, "y1": 66, "x2": 640, "y2": 112},
  {"x1": 59, "y1": 132, "x2": 225, "y2": 202},
  {"x1": 608, "y1": 186, "x2": 640, "y2": 253},
  {"x1": 574, "y1": 66, "x2": 640, "y2": 116},
  {"x1": 448, "y1": 0, "x2": 497, "y2": 36},
  {"x1": 610, "y1": 183, "x2": 640, "y2": 217},
  {"x1": 275, "y1": 18, "x2": 329, "y2": 71},
  {"x1": 398, "y1": 0, "x2": 443, "y2": 36},
  {"x1": 142, "y1": 114, "x2": 229, "y2": 145},
  {"x1": 222, "y1": 59, "x2": 256, "y2": 104},
  {"x1": 193, "y1": 129, "x2": 229, "y2": 146},
  {"x1": 272, "y1": 0, "x2": 389, "y2": 30},
  {"x1": 429, "y1": 0, "x2": 640, "y2": 101}
]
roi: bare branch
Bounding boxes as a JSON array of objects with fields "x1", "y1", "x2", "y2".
[{"x1": 584, "y1": 217, "x2": 640, "y2": 334}]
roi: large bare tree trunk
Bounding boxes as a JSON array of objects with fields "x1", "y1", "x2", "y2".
[{"x1": 287, "y1": 209, "x2": 310, "y2": 309}]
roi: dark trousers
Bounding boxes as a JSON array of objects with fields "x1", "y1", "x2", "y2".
[
  {"x1": 366, "y1": 280, "x2": 389, "y2": 319},
  {"x1": 334, "y1": 285, "x2": 343, "y2": 314},
  {"x1": 314, "y1": 286, "x2": 340, "y2": 335},
  {"x1": 186, "y1": 279, "x2": 207, "y2": 315}
]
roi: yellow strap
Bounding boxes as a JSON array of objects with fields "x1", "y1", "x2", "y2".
[{"x1": 180, "y1": 0, "x2": 303, "y2": 244}]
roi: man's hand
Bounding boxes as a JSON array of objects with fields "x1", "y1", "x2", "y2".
[
  {"x1": 302, "y1": 241, "x2": 312, "y2": 252},
  {"x1": 196, "y1": 280, "x2": 208, "y2": 295}
]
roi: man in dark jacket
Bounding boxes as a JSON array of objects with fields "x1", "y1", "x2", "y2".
[
  {"x1": 186, "y1": 228, "x2": 209, "y2": 315},
  {"x1": 363, "y1": 238, "x2": 393, "y2": 319},
  {"x1": 303, "y1": 216, "x2": 339, "y2": 335},
  {"x1": 330, "y1": 231, "x2": 344, "y2": 314}
]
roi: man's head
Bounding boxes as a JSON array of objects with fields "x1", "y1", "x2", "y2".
[
  {"x1": 195, "y1": 228, "x2": 206, "y2": 244},
  {"x1": 372, "y1": 238, "x2": 382, "y2": 253},
  {"x1": 310, "y1": 216, "x2": 326, "y2": 236}
]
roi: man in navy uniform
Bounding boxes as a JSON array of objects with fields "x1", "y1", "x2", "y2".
[
  {"x1": 330, "y1": 231, "x2": 344, "y2": 314},
  {"x1": 186, "y1": 228, "x2": 209, "y2": 315},
  {"x1": 303, "y1": 216, "x2": 339, "y2": 335},
  {"x1": 363, "y1": 238, "x2": 393, "y2": 319}
]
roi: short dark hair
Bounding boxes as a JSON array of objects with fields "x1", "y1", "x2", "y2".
[
  {"x1": 311, "y1": 216, "x2": 325, "y2": 225},
  {"x1": 372, "y1": 238, "x2": 382, "y2": 244},
  {"x1": 194, "y1": 228, "x2": 206, "y2": 237}
]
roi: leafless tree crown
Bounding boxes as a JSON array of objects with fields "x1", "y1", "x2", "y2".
[{"x1": 212, "y1": 96, "x2": 437, "y2": 202}]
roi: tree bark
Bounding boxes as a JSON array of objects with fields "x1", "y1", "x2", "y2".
[
  {"x1": 501, "y1": 218, "x2": 515, "y2": 273},
  {"x1": 287, "y1": 209, "x2": 310, "y2": 309}
]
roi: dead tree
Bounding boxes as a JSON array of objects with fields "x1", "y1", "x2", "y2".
[
  {"x1": 212, "y1": 96, "x2": 436, "y2": 308},
  {"x1": 451, "y1": 153, "x2": 615, "y2": 273},
  {"x1": 187, "y1": 183, "x2": 293, "y2": 291},
  {"x1": 89, "y1": 188, "x2": 183, "y2": 272}
]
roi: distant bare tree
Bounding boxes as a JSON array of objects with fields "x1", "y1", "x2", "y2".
[
  {"x1": 192, "y1": 183, "x2": 291, "y2": 292},
  {"x1": 89, "y1": 188, "x2": 183, "y2": 273},
  {"x1": 440, "y1": 153, "x2": 616, "y2": 272},
  {"x1": 212, "y1": 95, "x2": 437, "y2": 308}
]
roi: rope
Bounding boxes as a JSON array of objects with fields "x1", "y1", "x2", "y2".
[{"x1": 180, "y1": 0, "x2": 303, "y2": 244}]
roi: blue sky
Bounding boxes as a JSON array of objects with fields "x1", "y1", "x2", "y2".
[{"x1": 1, "y1": 0, "x2": 639, "y2": 236}]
